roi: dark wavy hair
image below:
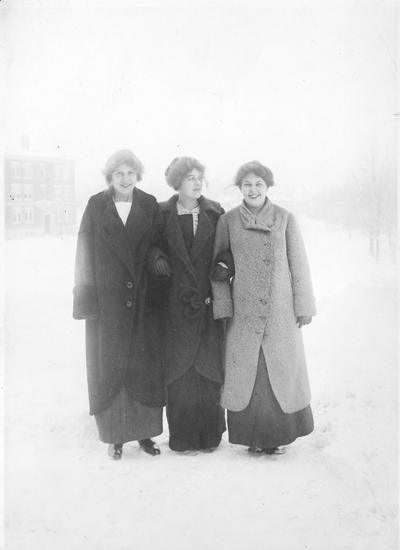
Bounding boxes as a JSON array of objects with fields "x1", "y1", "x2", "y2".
[
  {"x1": 103, "y1": 149, "x2": 144, "y2": 184},
  {"x1": 234, "y1": 161, "x2": 274, "y2": 188},
  {"x1": 165, "y1": 156, "x2": 205, "y2": 190}
]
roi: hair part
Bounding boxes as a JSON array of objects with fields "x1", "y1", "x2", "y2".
[
  {"x1": 165, "y1": 156, "x2": 205, "y2": 190},
  {"x1": 234, "y1": 161, "x2": 274, "y2": 188},
  {"x1": 103, "y1": 149, "x2": 144, "y2": 184}
]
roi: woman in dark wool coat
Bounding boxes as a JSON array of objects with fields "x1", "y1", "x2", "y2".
[
  {"x1": 211, "y1": 161, "x2": 316, "y2": 456},
  {"x1": 152, "y1": 157, "x2": 226, "y2": 452},
  {"x1": 73, "y1": 150, "x2": 166, "y2": 460}
]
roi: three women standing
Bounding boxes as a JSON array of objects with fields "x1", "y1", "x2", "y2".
[
  {"x1": 212, "y1": 161, "x2": 316, "y2": 454},
  {"x1": 73, "y1": 150, "x2": 165, "y2": 459},
  {"x1": 74, "y1": 153, "x2": 315, "y2": 458}
]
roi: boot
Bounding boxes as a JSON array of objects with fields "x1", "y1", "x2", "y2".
[
  {"x1": 108, "y1": 443, "x2": 123, "y2": 460},
  {"x1": 139, "y1": 438, "x2": 161, "y2": 456}
]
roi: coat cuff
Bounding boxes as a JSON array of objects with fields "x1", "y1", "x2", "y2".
[
  {"x1": 73, "y1": 285, "x2": 99, "y2": 320},
  {"x1": 294, "y1": 296, "x2": 317, "y2": 317},
  {"x1": 213, "y1": 298, "x2": 234, "y2": 320}
]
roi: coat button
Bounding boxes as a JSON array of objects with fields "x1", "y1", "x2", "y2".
[
  {"x1": 126, "y1": 281, "x2": 134, "y2": 289},
  {"x1": 126, "y1": 300, "x2": 133, "y2": 308},
  {"x1": 260, "y1": 298, "x2": 267, "y2": 305},
  {"x1": 204, "y1": 297, "x2": 211, "y2": 305}
]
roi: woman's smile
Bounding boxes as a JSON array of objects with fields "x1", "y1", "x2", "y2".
[
  {"x1": 240, "y1": 172, "x2": 268, "y2": 210},
  {"x1": 111, "y1": 163, "x2": 138, "y2": 200}
]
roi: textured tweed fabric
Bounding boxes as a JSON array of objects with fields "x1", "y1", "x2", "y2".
[{"x1": 212, "y1": 199, "x2": 316, "y2": 413}]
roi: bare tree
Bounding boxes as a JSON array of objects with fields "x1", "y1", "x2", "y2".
[{"x1": 351, "y1": 152, "x2": 396, "y2": 260}]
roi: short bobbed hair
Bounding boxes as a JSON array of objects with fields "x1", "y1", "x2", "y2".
[
  {"x1": 165, "y1": 156, "x2": 205, "y2": 190},
  {"x1": 103, "y1": 149, "x2": 144, "y2": 184},
  {"x1": 234, "y1": 161, "x2": 274, "y2": 188}
]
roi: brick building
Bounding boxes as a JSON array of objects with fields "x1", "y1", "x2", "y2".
[{"x1": 4, "y1": 151, "x2": 76, "y2": 238}]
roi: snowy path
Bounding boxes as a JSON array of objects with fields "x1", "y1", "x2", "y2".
[{"x1": 5, "y1": 226, "x2": 398, "y2": 550}]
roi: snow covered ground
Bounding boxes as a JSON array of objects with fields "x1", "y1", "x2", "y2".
[{"x1": 4, "y1": 220, "x2": 398, "y2": 550}]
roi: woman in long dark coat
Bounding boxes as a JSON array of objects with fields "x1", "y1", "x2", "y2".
[
  {"x1": 73, "y1": 149, "x2": 165, "y2": 460},
  {"x1": 153, "y1": 157, "x2": 226, "y2": 452},
  {"x1": 212, "y1": 161, "x2": 316, "y2": 455}
]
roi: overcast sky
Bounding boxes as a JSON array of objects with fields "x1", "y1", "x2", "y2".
[{"x1": 3, "y1": 0, "x2": 398, "y2": 204}]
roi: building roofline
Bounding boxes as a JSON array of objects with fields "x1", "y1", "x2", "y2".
[{"x1": 4, "y1": 151, "x2": 74, "y2": 163}]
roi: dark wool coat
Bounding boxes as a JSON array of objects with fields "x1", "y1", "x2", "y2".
[
  {"x1": 73, "y1": 188, "x2": 165, "y2": 415},
  {"x1": 153, "y1": 195, "x2": 225, "y2": 386}
]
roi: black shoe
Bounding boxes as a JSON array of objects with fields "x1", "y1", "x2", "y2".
[
  {"x1": 248, "y1": 446, "x2": 264, "y2": 454},
  {"x1": 139, "y1": 438, "x2": 161, "y2": 456},
  {"x1": 263, "y1": 447, "x2": 286, "y2": 455},
  {"x1": 108, "y1": 443, "x2": 123, "y2": 460}
]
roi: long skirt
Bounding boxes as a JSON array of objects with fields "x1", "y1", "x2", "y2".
[
  {"x1": 95, "y1": 386, "x2": 163, "y2": 444},
  {"x1": 228, "y1": 350, "x2": 314, "y2": 448},
  {"x1": 166, "y1": 367, "x2": 226, "y2": 451}
]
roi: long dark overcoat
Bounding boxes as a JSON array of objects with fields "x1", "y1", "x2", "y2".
[
  {"x1": 73, "y1": 188, "x2": 165, "y2": 415},
  {"x1": 155, "y1": 195, "x2": 225, "y2": 386}
]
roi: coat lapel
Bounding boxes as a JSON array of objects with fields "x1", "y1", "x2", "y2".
[
  {"x1": 124, "y1": 189, "x2": 152, "y2": 258},
  {"x1": 165, "y1": 197, "x2": 197, "y2": 283},
  {"x1": 190, "y1": 205, "x2": 214, "y2": 262},
  {"x1": 100, "y1": 198, "x2": 136, "y2": 279}
]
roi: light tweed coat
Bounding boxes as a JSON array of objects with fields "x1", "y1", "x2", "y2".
[{"x1": 212, "y1": 199, "x2": 316, "y2": 413}]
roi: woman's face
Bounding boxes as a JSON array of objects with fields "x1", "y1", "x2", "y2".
[
  {"x1": 240, "y1": 172, "x2": 268, "y2": 209},
  {"x1": 110, "y1": 163, "x2": 138, "y2": 200},
  {"x1": 178, "y1": 168, "x2": 203, "y2": 200}
]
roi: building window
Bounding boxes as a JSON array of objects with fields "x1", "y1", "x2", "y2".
[
  {"x1": 23, "y1": 162, "x2": 33, "y2": 179},
  {"x1": 24, "y1": 207, "x2": 33, "y2": 223},
  {"x1": 10, "y1": 161, "x2": 21, "y2": 179},
  {"x1": 39, "y1": 163, "x2": 46, "y2": 179},
  {"x1": 12, "y1": 208, "x2": 22, "y2": 224},
  {"x1": 54, "y1": 185, "x2": 62, "y2": 200},
  {"x1": 10, "y1": 184, "x2": 22, "y2": 201},
  {"x1": 63, "y1": 185, "x2": 72, "y2": 200},
  {"x1": 63, "y1": 165, "x2": 70, "y2": 181},
  {"x1": 55, "y1": 164, "x2": 64, "y2": 181},
  {"x1": 23, "y1": 184, "x2": 33, "y2": 200}
]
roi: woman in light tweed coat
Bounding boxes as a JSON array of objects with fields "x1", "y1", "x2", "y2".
[{"x1": 211, "y1": 161, "x2": 316, "y2": 455}]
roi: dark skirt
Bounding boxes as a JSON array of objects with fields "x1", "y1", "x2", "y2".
[
  {"x1": 228, "y1": 350, "x2": 314, "y2": 449},
  {"x1": 95, "y1": 386, "x2": 163, "y2": 444},
  {"x1": 166, "y1": 367, "x2": 226, "y2": 451}
]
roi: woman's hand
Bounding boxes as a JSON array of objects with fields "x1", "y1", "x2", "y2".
[
  {"x1": 210, "y1": 264, "x2": 229, "y2": 282},
  {"x1": 154, "y1": 257, "x2": 172, "y2": 277},
  {"x1": 296, "y1": 316, "x2": 312, "y2": 328}
]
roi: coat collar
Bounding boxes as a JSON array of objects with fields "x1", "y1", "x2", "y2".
[
  {"x1": 164, "y1": 194, "x2": 217, "y2": 281},
  {"x1": 99, "y1": 188, "x2": 152, "y2": 280},
  {"x1": 163, "y1": 194, "x2": 221, "y2": 215},
  {"x1": 239, "y1": 198, "x2": 274, "y2": 232}
]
